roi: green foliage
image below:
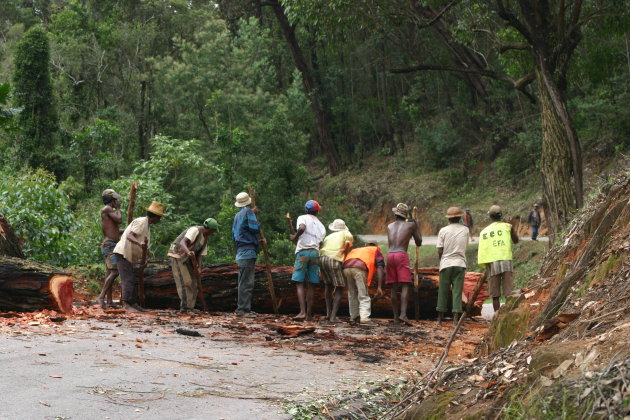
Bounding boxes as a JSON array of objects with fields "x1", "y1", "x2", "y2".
[{"x1": 0, "y1": 168, "x2": 82, "y2": 266}]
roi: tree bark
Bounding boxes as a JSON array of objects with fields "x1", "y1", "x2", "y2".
[
  {"x1": 142, "y1": 263, "x2": 487, "y2": 317},
  {"x1": 265, "y1": 0, "x2": 340, "y2": 175},
  {"x1": 0, "y1": 256, "x2": 73, "y2": 313}
]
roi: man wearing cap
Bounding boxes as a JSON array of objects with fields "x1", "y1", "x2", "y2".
[
  {"x1": 343, "y1": 242, "x2": 385, "y2": 325},
  {"x1": 436, "y1": 207, "x2": 469, "y2": 325},
  {"x1": 113, "y1": 201, "x2": 164, "y2": 313},
  {"x1": 290, "y1": 200, "x2": 326, "y2": 321},
  {"x1": 168, "y1": 218, "x2": 218, "y2": 314},
  {"x1": 319, "y1": 219, "x2": 354, "y2": 322},
  {"x1": 478, "y1": 205, "x2": 519, "y2": 313},
  {"x1": 232, "y1": 192, "x2": 262, "y2": 318},
  {"x1": 97, "y1": 189, "x2": 123, "y2": 309},
  {"x1": 528, "y1": 204, "x2": 542, "y2": 240},
  {"x1": 386, "y1": 203, "x2": 422, "y2": 325}
]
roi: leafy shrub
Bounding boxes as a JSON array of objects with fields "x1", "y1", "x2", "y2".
[{"x1": 0, "y1": 168, "x2": 82, "y2": 266}]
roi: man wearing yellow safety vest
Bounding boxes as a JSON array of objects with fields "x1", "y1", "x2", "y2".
[{"x1": 477, "y1": 205, "x2": 519, "y2": 312}]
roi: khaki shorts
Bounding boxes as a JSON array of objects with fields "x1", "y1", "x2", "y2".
[{"x1": 488, "y1": 271, "x2": 514, "y2": 298}]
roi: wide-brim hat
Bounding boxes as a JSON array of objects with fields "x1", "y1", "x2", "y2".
[
  {"x1": 488, "y1": 205, "x2": 502, "y2": 216},
  {"x1": 328, "y1": 219, "x2": 348, "y2": 232},
  {"x1": 445, "y1": 206, "x2": 465, "y2": 218},
  {"x1": 102, "y1": 189, "x2": 121, "y2": 200},
  {"x1": 235, "y1": 192, "x2": 252, "y2": 207},
  {"x1": 392, "y1": 202, "x2": 409, "y2": 218},
  {"x1": 146, "y1": 201, "x2": 165, "y2": 217}
]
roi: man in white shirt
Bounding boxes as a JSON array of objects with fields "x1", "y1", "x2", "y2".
[
  {"x1": 290, "y1": 200, "x2": 326, "y2": 321},
  {"x1": 436, "y1": 206, "x2": 469, "y2": 325},
  {"x1": 113, "y1": 201, "x2": 164, "y2": 313},
  {"x1": 168, "y1": 218, "x2": 218, "y2": 314}
]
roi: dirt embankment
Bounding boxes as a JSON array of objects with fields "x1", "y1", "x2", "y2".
[{"x1": 394, "y1": 170, "x2": 630, "y2": 419}]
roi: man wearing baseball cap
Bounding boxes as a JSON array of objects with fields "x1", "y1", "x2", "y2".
[
  {"x1": 290, "y1": 200, "x2": 326, "y2": 321},
  {"x1": 97, "y1": 189, "x2": 123, "y2": 309},
  {"x1": 168, "y1": 218, "x2": 218, "y2": 314},
  {"x1": 478, "y1": 205, "x2": 519, "y2": 313}
]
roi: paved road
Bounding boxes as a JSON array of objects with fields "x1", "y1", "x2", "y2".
[
  {"x1": 357, "y1": 235, "x2": 548, "y2": 245},
  {"x1": 0, "y1": 315, "x2": 380, "y2": 420}
]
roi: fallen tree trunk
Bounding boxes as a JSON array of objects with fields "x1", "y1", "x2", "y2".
[
  {"x1": 0, "y1": 256, "x2": 73, "y2": 313},
  {"x1": 143, "y1": 262, "x2": 487, "y2": 317}
]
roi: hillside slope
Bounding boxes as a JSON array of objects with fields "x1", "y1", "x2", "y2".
[{"x1": 397, "y1": 169, "x2": 629, "y2": 419}]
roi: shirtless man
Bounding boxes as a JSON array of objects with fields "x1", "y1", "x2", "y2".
[
  {"x1": 98, "y1": 189, "x2": 124, "y2": 308},
  {"x1": 386, "y1": 203, "x2": 422, "y2": 325}
]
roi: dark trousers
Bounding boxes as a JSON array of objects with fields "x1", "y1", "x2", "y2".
[
  {"x1": 115, "y1": 254, "x2": 137, "y2": 305},
  {"x1": 531, "y1": 225, "x2": 539, "y2": 240},
  {"x1": 236, "y1": 258, "x2": 256, "y2": 312}
]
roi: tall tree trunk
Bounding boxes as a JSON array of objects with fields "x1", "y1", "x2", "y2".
[
  {"x1": 138, "y1": 80, "x2": 149, "y2": 160},
  {"x1": 266, "y1": 0, "x2": 340, "y2": 175},
  {"x1": 536, "y1": 59, "x2": 583, "y2": 242}
]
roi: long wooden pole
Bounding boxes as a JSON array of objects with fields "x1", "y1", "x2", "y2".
[
  {"x1": 138, "y1": 238, "x2": 148, "y2": 306},
  {"x1": 189, "y1": 255, "x2": 208, "y2": 312},
  {"x1": 127, "y1": 182, "x2": 138, "y2": 225},
  {"x1": 412, "y1": 206, "x2": 420, "y2": 320},
  {"x1": 248, "y1": 187, "x2": 279, "y2": 314}
]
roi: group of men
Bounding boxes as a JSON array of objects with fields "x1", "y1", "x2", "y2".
[{"x1": 97, "y1": 188, "x2": 525, "y2": 324}]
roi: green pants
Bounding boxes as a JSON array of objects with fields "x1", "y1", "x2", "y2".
[{"x1": 436, "y1": 266, "x2": 465, "y2": 313}]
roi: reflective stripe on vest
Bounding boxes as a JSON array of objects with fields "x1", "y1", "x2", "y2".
[
  {"x1": 345, "y1": 246, "x2": 379, "y2": 286},
  {"x1": 478, "y1": 222, "x2": 513, "y2": 265}
]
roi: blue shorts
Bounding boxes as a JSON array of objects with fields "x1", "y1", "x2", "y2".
[
  {"x1": 291, "y1": 249, "x2": 320, "y2": 284},
  {"x1": 101, "y1": 241, "x2": 119, "y2": 269}
]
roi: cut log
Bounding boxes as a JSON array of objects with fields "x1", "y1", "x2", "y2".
[
  {"x1": 0, "y1": 213, "x2": 24, "y2": 258},
  {"x1": 0, "y1": 256, "x2": 73, "y2": 313},
  {"x1": 143, "y1": 262, "x2": 487, "y2": 318}
]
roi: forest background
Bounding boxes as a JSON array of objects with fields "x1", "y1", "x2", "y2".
[{"x1": 0, "y1": 0, "x2": 628, "y2": 275}]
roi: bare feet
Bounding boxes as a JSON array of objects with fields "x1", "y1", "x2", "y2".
[
  {"x1": 123, "y1": 303, "x2": 141, "y2": 313},
  {"x1": 96, "y1": 297, "x2": 107, "y2": 309},
  {"x1": 399, "y1": 316, "x2": 413, "y2": 326},
  {"x1": 293, "y1": 313, "x2": 306, "y2": 321},
  {"x1": 328, "y1": 317, "x2": 339, "y2": 323}
]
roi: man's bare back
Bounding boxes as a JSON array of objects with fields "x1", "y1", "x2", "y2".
[
  {"x1": 387, "y1": 219, "x2": 422, "y2": 253},
  {"x1": 101, "y1": 203, "x2": 123, "y2": 242}
]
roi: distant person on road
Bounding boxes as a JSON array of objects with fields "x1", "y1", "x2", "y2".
[
  {"x1": 113, "y1": 201, "x2": 164, "y2": 313},
  {"x1": 290, "y1": 200, "x2": 326, "y2": 321},
  {"x1": 319, "y1": 219, "x2": 354, "y2": 322},
  {"x1": 528, "y1": 203, "x2": 542, "y2": 240},
  {"x1": 477, "y1": 205, "x2": 519, "y2": 313},
  {"x1": 462, "y1": 208, "x2": 474, "y2": 241},
  {"x1": 168, "y1": 218, "x2": 218, "y2": 314},
  {"x1": 386, "y1": 203, "x2": 422, "y2": 325},
  {"x1": 97, "y1": 189, "x2": 124, "y2": 309},
  {"x1": 436, "y1": 207, "x2": 469, "y2": 325},
  {"x1": 231, "y1": 192, "x2": 263, "y2": 318},
  {"x1": 343, "y1": 242, "x2": 384, "y2": 325}
]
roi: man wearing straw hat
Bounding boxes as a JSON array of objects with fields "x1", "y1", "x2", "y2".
[
  {"x1": 168, "y1": 218, "x2": 219, "y2": 314},
  {"x1": 319, "y1": 219, "x2": 354, "y2": 322},
  {"x1": 436, "y1": 206, "x2": 469, "y2": 325},
  {"x1": 386, "y1": 203, "x2": 422, "y2": 325},
  {"x1": 113, "y1": 201, "x2": 164, "y2": 313},
  {"x1": 232, "y1": 191, "x2": 262, "y2": 318}
]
